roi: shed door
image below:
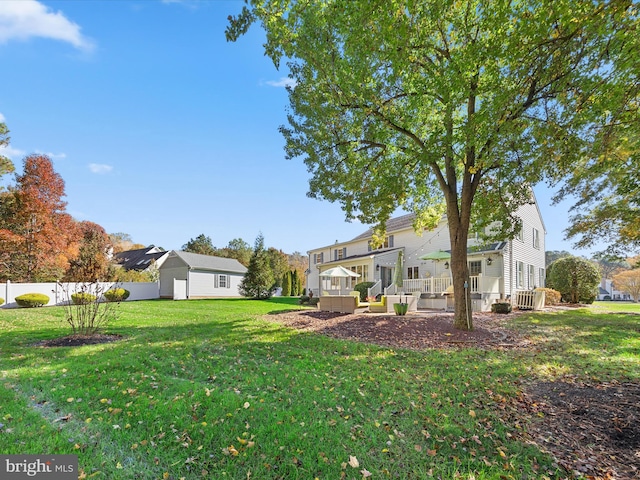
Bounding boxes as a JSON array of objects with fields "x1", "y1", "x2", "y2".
[{"x1": 173, "y1": 279, "x2": 187, "y2": 300}]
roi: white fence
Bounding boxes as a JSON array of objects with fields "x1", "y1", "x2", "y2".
[
  {"x1": 0, "y1": 281, "x2": 160, "y2": 309},
  {"x1": 514, "y1": 290, "x2": 546, "y2": 310}
]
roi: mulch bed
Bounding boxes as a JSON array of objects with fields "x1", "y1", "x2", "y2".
[
  {"x1": 263, "y1": 309, "x2": 530, "y2": 350},
  {"x1": 264, "y1": 308, "x2": 640, "y2": 479}
]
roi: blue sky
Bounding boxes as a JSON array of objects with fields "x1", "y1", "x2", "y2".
[{"x1": 0, "y1": 0, "x2": 589, "y2": 256}]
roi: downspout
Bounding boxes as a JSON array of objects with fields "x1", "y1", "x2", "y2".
[{"x1": 509, "y1": 240, "x2": 513, "y2": 300}]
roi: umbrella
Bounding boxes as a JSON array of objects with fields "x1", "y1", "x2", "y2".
[
  {"x1": 319, "y1": 265, "x2": 360, "y2": 278},
  {"x1": 419, "y1": 250, "x2": 451, "y2": 280},
  {"x1": 319, "y1": 265, "x2": 360, "y2": 294},
  {"x1": 418, "y1": 250, "x2": 451, "y2": 261},
  {"x1": 393, "y1": 251, "x2": 404, "y2": 290}
]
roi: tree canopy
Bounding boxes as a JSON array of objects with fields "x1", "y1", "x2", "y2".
[
  {"x1": 228, "y1": 0, "x2": 639, "y2": 329},
  {"x1": 182, "y1": 234, "x2": 216, "y2": 256},
  {"x1": 0, "y1": 154, "x2": 79, "y2": 281}
]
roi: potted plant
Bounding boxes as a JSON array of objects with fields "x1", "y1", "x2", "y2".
[{"x1": 393, "y1": 295, "x2": 409, "y2": 315}]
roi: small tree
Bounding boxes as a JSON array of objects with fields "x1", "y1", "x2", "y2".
[
  {"x1": 547, "y1": 256, "x2": 600, "y2": 304},
  {"x1": 59, "y1": 282, "x2": 121, "y2": 336},
  {"x1": 281, "y1": 271, "x2": 291, "y2": 296},
  {"x1": 611, "y1": 270, "x2": 640, "y2": 302},
  {"x1": 291, "y1": 269, "x2": 299, "y2": 296},
  {"x1": 239, "y1": 233, "x2": 274, "y2": 299}
]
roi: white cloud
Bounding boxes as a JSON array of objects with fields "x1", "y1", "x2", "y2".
[
  {"x1": 265, "y1": 77, "x2": 297, "y2": 89},
  {"x1": 0, "y1": 145, "x2": 25, "y2": 160},
  {"x1": 0, "y1": 0, "x2": 94, "y2": 51},
  {"x1": 35, "y1": 150, "x2": 66, "y2": 160},
  {"x1": 0, "y1": 112, "x2": 5, "y2": 122},
  {"x1": 88, "y1": 163, "x2": 113, "y2": 174}
]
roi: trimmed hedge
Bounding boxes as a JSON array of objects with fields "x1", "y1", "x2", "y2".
[
  {"x1": 491, "y1": 301, "x2": 512, "y2": 314},
  {"x1": 71, "y1": 293, "x2": 97, "y2": 305},
  {"x1": 15, "y1": 293, "x2": 50, "y2": 308},
  {"x1": 104, "y1": 288, "x2": 130, "y2": 302}
]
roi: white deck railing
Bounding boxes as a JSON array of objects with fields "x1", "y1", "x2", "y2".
[
  {"x1": 367, "y1": 280, "x2": 382, "y2": 299},
  {"x1": 402, "y1": 276, "x2": 501, "y2": 294}
]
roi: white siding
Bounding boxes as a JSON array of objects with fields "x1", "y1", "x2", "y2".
[
  {"x1": 188, "y1": 269, "x2": 244, "y2": 298},
  {"x1": 159, "y1": 266, "x2": 187, "y2": 298},
  {"x1": 504, "y1": 201, "x2": 546, "y2": 297}
]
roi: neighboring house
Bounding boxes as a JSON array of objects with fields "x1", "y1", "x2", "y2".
[
  {"x1": 113, "y1": 246, "x2": 169, "y2": 272},
  {"x1": 307, "y1": 198, "x2": 546, "y2": 312},
  {"x1": 159, "y1": 250, "x2": 247, "y2": 299},
  {"x1": 598, "y1": 279, "x2": 632, "y2": 301}
]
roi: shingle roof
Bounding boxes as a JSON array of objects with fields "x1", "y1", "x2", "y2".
[
  {"x1": 114, "y1": 247, "x2": 168, "y2": 271},
  {"x1": 173, "y1": 251, "x2": 247, "y2": 274},
  {"x1": 351, "y1": 213, "x2": 417, "y2": 241}
]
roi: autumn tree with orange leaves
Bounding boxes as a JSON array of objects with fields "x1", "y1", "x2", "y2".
[
  {"x1": 0, "y1": 154, "x2": 79, "y2": 282},
  {"x1": 65, "y1": 221, "x2": 112, "y2": 282}
]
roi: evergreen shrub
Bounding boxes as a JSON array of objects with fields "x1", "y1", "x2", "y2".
[
  {"x1": 353, "y1": 282, "x2": 376, "y2": 302},
  {"x1": 491, "y1": 301, "x2": 512, "y2": 314},
  {"x1": 15, "y1": 293, "x2": 49, "y2": 308},
  {"x1": 71, "y1": 293, "x2": 97, "y2": 305},
  {"x1": 104, "y1": 288, "x2": 130, "y2": 302}
]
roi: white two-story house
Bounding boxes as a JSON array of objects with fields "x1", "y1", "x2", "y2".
[{"x1": 307, "y1": 198, "x2": 546, "y2": 312}]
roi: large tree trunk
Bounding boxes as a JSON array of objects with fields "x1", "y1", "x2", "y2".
[{"x1": 447, "y1": 215, "x2": 473, "y2": 330}]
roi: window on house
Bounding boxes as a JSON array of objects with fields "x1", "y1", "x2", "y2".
[
  {"x1": 468, "y1": 260, "x2": 482, "y2": 276},
  {"x1": 516, "y1": 261, "x2": 524, "y2": 288},
  {"x1": 533, "y1": 228, "x2": 540, "y2": 249},
  {"x1": 334, "y1": 248, "x2": 346, "y2": 260},
  {"x1": 314, "y1": 252, "x2": 324, "y2": 264},
  {"x1": 528, "y1": 264, "x2": 535, "y2": 288},
  {"x1": 367, "y1": 235, "x2": 395, "y2": 251},
  {"x1": 218, "y1": 275, "x2": 228, "y2": 288},
  {"x1": 407, "y1": 266, "x2": 419, "y2": 279},
  {"x1": 539, "y1": 267, "x2": 545, "y2": 287},
  {"x1": 516, "y1": 222, "x2": 524, "y2": 242}
]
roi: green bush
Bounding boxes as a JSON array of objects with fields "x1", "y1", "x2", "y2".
[
  {"x1": 299, "y1": 295, "x2": 310, "y2": 305},
  {"x1": 71, "y1": 292, "x2": 97, "y2": 305},
  {"x1": 352, "y1": 282, "x2": 376, "y2": 302},
  {"x1": 491, "y1": 301, "x2": 512, "y2": 314},
  {"x1": 15, "y1": 293, "x2": 50, "y2": 308},
  {"x1": 0, "y1": 298, "x2": 4, "y2": 306},
  {"x1": 547, "y1": 256, "x2": 600, "y2": 304},
  {"x1": 309, "y1": 297, "x2": 319, "y2": 306},
  {"x1": 104, "y1": 288, "x2": 130, "y2": 302},
  {"x1": 536, "y1": 287, "x2": 561, "y2": 306}
]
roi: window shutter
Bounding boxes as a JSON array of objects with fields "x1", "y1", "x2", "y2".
[
  {"x1": 214, "y1": 274, "x2": 218, "y2": 288},
  {"x1": 389, "y1": 235, "x2": 394, "y2": 248},
  {"x1": 342, "y1": 247, "x2": 347, "y2": 258}
]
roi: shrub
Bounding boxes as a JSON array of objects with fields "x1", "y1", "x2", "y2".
[
  {"x1": 309, "y1": 297, "x2": 319, "y2": 306},
  {"x1": 0, "y1": 298, "x2": 4, "y2": 306},
  {"x1": 104, "y1": 288, "x2": 130, "y2": 302},
  {"x1": 536, "y1": 287, "x2": 561, "y2": 306},
  {"x1": 491, "y1": 301, "x2": 512, "y2": 314},
  {"x1": 547, "y1": 256, "x2": 600, "y2": 304},
  {"x1": 71, "y1": 292, "x2": 97, "y2": 305},
  {"x1": 299, "y1": 295, "x2": 310, "y2": 305},
  {"x1": 59, "y1": 282, "x2": 121, "y2": 335},
  {"x1": 15, "y1": 293, "x2": 49, "y2": 308},
  {"x1": 352, "y1": 282, "x2": 376, "y2": 302}
]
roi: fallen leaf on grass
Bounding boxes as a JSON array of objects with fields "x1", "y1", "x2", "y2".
[
  {"x1": 361, "y1": 468, "x2": 372, "y2": 478},
  {"x1": 348, "y1": 456, "x2": 359, "y2": 468}
]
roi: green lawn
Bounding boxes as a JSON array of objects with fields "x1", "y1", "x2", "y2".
[
  {"x1": 0, "y1": 299, "x2": 638, "y2": 479},
  {"x1": 591, "y1": 300, "x2": 640, "y2": 314}
]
